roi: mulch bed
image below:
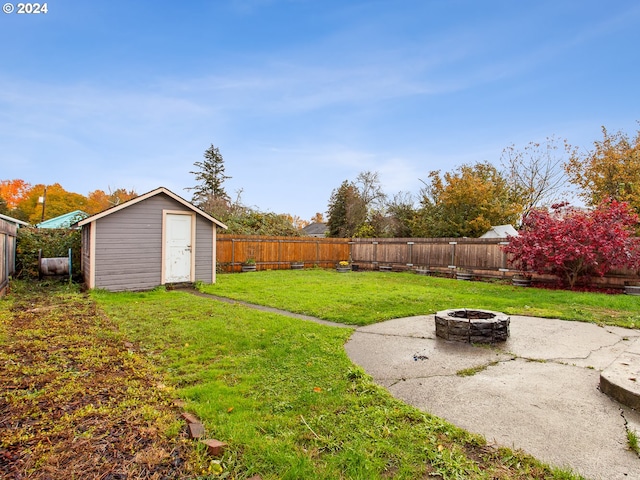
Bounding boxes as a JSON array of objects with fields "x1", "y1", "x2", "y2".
[{"x1": 0, "y1": 286, "x2": 196, "y2": 479}]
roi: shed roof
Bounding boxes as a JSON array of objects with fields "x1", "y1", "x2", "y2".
[
  {"x1": 479, "y1": 224, "x2": 518, "y2": 238},
  {"x1": 0, "y1": 213, "x2": 30, "y2": 227},
  {"x1": 77, "y1": 187, "x2": 228, "y2": 229},
  {"x1": 37, "y1": 210, "x2": 88, "y2": 229}
]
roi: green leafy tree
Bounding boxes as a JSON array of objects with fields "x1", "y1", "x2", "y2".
[
  {"x1": 326, "y1": 180, "x2": 366, "y2": 237},
  {"x1": 565, "y1": 126, "x2": 640, "y2": 213},
  {"x1": 386, "y1": 191, "x2": 417, "y2": 237},
  {"x1": 0, "y1": 196, "x2": 8, "y2": 215},
  {"x1": 414, "y1": 162, "x2": 523, "y2": 238},
  {"x1": 188, "y1": 144, "x2": 231, "y2": 206},
  {"x1": 223, "y1": 210, "x2": 302, "y2": 236},
  {"x1": 200, "y1": 189, "x2": 301, "y2": 236},
  {"x1": 326, "y1": 171, "x2": 391, "y2": 238}
]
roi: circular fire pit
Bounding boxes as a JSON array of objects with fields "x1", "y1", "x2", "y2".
[{"x1": 435, "y1": 309, "x2": 510, "y2": 344}]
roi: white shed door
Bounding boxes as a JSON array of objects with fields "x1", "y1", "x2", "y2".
[{"x1": 165, "y1": 213, "x2": 192, "y2": 283}]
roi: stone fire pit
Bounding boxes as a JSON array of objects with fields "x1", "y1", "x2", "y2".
[{"x1": 435, "y1": 309, "x2": 510, "y2": 344}]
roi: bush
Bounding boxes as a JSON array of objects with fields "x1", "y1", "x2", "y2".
[
  {"x1": 16, "y1": 228, "x2": 81, "y2": 279},
  {"x1": 503, "y1": 199, "x2": 640, "y2": 288}
]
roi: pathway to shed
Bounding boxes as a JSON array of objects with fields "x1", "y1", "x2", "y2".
[{"x1": 186, "y1": 289, "x2": 640, "y2": 480}]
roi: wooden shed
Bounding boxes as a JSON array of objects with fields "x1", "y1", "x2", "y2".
[{"x1": 77, "y1": 187, "x2": 227, "y2": 292}]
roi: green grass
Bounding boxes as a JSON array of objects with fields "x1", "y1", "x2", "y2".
[
  {"x1": 456, "y1": 361, "x2": 500, "y2": 377},
  {"x1": 628, "y1": 429, "x2": 640, "y2": 456},
  {"x1": 200, "y1": 269, "x2": 640, "y2": 328},
  {"x1": 94, "y1": 286, "x2": 584, "y2": 479}
]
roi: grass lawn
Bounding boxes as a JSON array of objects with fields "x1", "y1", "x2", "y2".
[
  {"x1": 94, "y1": 279, "x2": 586, "y2": 479},
  {"x1": 200, "y1": 269, "x2": 640, "y2": 328}
]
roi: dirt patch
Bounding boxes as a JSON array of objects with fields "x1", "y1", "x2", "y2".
[{"x1": 0, "y1": 285, "x2": 196, "y2": 479}]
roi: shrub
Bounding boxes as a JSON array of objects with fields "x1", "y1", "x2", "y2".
[
  {"x1": 503, "y1": 199, "x2": 640, "y2": 288},
  {"x1": 16, "y1": 228, "x2": 81, "y2": 279}
]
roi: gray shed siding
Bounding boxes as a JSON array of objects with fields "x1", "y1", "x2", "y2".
[
  {"x1": 81, "y1": 223, "x2": 91, "y2": 284},
  {"x1": 194, "y1": 214, "x2": 214, "y2": 283},
  {"x1": 1, "y1": 219, "x2": 17, "y2": 297},
  {"x1": 91, "y1": 193, "x2": 215, "y2": 291}
]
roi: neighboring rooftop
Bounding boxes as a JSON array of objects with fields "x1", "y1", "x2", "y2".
[
  {"x1": 0, "y1": 213, "x2": 30, "y2": 227},
  {"x1": 302, "y1": 222, "x2": 328, "y2": 237},
  {"x1": 36, "y1": 210, "x2": 89, "y2": 229}
]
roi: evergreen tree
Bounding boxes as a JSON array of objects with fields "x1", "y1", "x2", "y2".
[
  {"x1": 326, "y1": 180, "x2": 366, "y2": 237},
  {"x1": 188, "y1": 144, "x2": 231, "y2": 206}
]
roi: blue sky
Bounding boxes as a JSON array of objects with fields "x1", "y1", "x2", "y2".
[{"x1": 1, "y1": 0, "x2": 639, "y2": 220}]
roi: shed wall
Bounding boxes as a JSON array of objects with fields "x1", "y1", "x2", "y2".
[
  {"x1": 0, "y1": 219, "x2": 17, "y2": 297},
  {"x1": 81, "y1": 223, "x2": 91, "y2": 286},
  {"x1": 194, "y1": 215, "x2": 214, "y2": 283},
  {"x1": 92, "y1": 193, "x2": 215, "y2": 291}
]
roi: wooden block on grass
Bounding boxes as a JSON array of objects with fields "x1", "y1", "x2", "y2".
[
  {"x1": 202, "y1": 439, "x2": 227, "y2": 457},
  {"x1": 181, "y1": 412, "x2": 200, "y2": 424},
  {"x1": 187, "y1": 422, "x2": 205, "y2": 439}
]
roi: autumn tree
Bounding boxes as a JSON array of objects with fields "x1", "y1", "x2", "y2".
[
  {"x1": 501, "y1": 136, "x2": 570, "y2": 217},
  {"x1": 414, "y1": 162, "x2": 523, "y2": 238},
  {"x1": 16, "y1": 183, "x2": 89, "y2": 224},
  {"x1": 188, "y1": 144, "x2": 231, "y2": 207},
  {"x1": 86, "y1": 188, "x2": 138, "y2": 214},
  {"x1": 289, "y1": 215, "x2": 308, "y2": 230},
  {"x1": 565, "y1": 126, "x2": 640, "y2": 212},
  {"x1": 0, "y1": 179, "x2": 31, "y2": 209},
  {"x1": 502, "y1": 199, "x2": 640, "y2": 288}
]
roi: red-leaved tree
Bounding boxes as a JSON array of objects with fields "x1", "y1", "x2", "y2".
[{"x1": 503, "y1": 199, "x2": 640, "y2": 288}]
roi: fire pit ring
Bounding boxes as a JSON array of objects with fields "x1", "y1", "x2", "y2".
[{"x1": 435, "y1": 308, "x2": 510, "y2": 344}]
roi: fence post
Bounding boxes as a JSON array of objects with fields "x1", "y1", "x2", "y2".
[
  {"x1": 407, "y1": 241, "x2": 414, "y2": 266},
  {"x1": 372, "y1": 241, "x2": 378, "y2": 268},
  {"x1": 448, "y1": 241, "x2": 457, "y2": 269},
  {"x1": 278, "y1": 239, "x2": 282, "y2": 269},
  {"x1": 231, "y1": 239, "x2": 235, "y2": 273},
  {"x1": 499, "y1": 241, "x2": 509, "y2": 273}
]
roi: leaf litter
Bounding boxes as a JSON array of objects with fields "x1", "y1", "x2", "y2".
[{"x1": 0, "y1": 284, "x2": 197, "y2": 479}]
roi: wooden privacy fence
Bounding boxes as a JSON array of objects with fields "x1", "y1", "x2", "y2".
[
  {"x1": 216, "y1": 234, "x2": 639, "y2": 287},
  {"x1": 350, "y1": 237, "x2": 509, "y2": 274},
  {"x1": 0, "y1": 219, "x2": 18, "y2": 297},
  {"x1": 217, "y1": 235, "x2": 505, "y2": 273},
  {"x1": 216, "y1": 234, "x2": 351, "y2": 272},
  {"x1": 350, "y1": 237, "x2": 639, "y2": 286}
]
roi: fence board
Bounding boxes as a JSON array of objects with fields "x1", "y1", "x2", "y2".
[
  {"x1": 216, "y1": 234, "x2": 350, "y2": 272},
  {"x1": 1, "y1": 219, "x2": 18, "y2": 297},
  {"x1": 350, "y1": 237, "x2": 508, "y2": 271},
  {"x1": 216, "y1": 234, "x2": 639, "y2": 288}
]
